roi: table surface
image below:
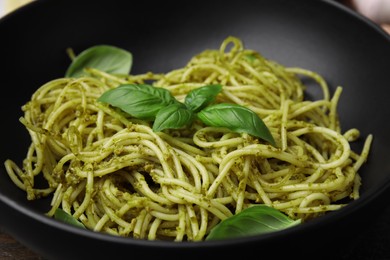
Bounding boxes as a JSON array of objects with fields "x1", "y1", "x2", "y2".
[{"x1": 0, "y1": 228, "x2": 42, "y2": 259}]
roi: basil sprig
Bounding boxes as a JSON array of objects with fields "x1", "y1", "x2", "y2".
[
  {"x1": 206, "y1": 205, "x2": 301, "y2": 240},
  {"x1": 98, "y1": 83, "x2": 275, "y2": 145}
]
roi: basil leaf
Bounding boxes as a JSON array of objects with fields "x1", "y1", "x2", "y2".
[
  {"x1": 54, "y1": 208, "x2": 86, "y2": 229},
  {"x1": 98, "y1": 84, "x2": 178, "y2": 120},
  {"x1": 65, "y1": 45, "x2": 132, "y2": 78},
  {"x1": 153, "y1": 103, "x2": 194, "y2": 132},
  {"x1": 197, "y1": 103, "x2": 276, "y2": 146},
  {"x1": 206, "y1": 205, "x2": 301, "y2": 241},
  {"x1": 245, "y1": 54, "x2": 257, "y2": 62},
  {"x1": 185, "y1": 84, "x2": 222, "y2": 112}
]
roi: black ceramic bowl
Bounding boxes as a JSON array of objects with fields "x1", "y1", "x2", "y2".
[{"x1": 1, "y1": 0, "x2": 390, "y2": 259}]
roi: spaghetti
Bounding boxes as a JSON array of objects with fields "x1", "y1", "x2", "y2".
[{"x1": 4, "y1": 36, "x2": 373, "y2": 241}]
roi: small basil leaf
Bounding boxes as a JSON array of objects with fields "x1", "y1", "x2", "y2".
[
  {"x1": 185, "y1": 84, "x2": 222, "y2": 112},
  {"x1": 197, "y1": 103, "x2": 276, "y2": 146},
  {"x1": 206, "y1": 205, "x2": 301, "y2": 241},
  {"x1": 54, "y1": 208, "x2": 86, "y2": 229},
  {"x1": 98, "y1": 84, "x2": 178, "y2": 120},
  {"x1": 65, "y1": 45, "x2": 132, "y2": 78},
  {"x1": 245, "y1": 54, "x2": 257, "y2": 62},
  {"x1": 153, "y1": 103, "x2": 194, "y2": 132}
]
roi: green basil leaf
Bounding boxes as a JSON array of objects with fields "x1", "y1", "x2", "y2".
[
  {"x1": 98, "y1": 84, "x2": 178, "y2": 120},
  {"x1": 206, "y1": 205, "x2": 301, "y2": 241},
  {"x1": 153, "y1": 103, "x2": 194, "y2": 132},
  {"x1": 197, "y1": 103, "x2": 276, "y2": 146},
  {"x1": 185, "y1": 84, "x2": 222, "y2": 112},
  {"x1": 65, "y1": 45, "x2": 132, "y2": 78},
  {"x1": 54, "y1": 208, "x2": 86, "y2": 229},
  {"x1": 245, "y1": 54, "x2": 257, "y2": 62}
]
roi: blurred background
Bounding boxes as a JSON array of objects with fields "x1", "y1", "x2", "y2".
[
  {"x1": 0, "y1": 0, "x2": 388, "y2": 259},
  {"x1": 1, "y1": 0, "x2": 389, "y2": 34},
  {"x1": 340, "y1": 0, "x2": 390, "y2": 33},
  {"x1": 0, "y1": 0, "x2": 35, "y2": 18}
]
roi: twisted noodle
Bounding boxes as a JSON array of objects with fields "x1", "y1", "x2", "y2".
[{"x1": 4, "y1": 36, "x2": 373, "y2": 241}]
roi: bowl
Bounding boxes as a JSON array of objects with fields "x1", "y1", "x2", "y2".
[{"x1": 1, "y1": 0, "x2": 390, "y2": 259}]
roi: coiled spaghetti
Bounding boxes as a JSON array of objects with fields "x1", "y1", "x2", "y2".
[{"x1": 4, "y1": 36, "x2": 373, "y2": 241}]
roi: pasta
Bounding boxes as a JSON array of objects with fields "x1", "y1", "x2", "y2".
[{"x1": 4, "y1": 36, "x2": 373, "y2": 241}]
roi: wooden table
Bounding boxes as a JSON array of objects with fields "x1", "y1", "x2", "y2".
[{"x1": 0, "y1": 228, "x2": 42, "y2": 259}]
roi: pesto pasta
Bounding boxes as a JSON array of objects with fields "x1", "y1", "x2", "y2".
[{"x1": 3, "y1": 36, "x2": 373, "y2": 241}]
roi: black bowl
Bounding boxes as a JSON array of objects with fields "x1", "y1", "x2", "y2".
[{"x1": 1, "y1": 0, "x2": 390, "y2": 259}]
